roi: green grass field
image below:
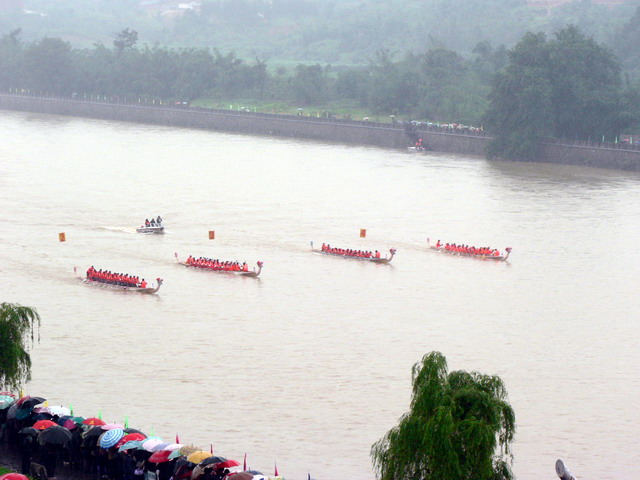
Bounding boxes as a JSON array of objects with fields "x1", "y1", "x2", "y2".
[{"x1": 190, "y1": 98, "x2": 394, "y2": 123}]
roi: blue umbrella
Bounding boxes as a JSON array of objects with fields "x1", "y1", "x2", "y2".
[
  {"x1": 118, "y1": 440, "x2": 143, "y2": 452},
  {"x1": 0, "y1": 394, "x2": 15, "y2": 409},
  {"x1": 100, "y1": 428, "x2": 124, "y2": 449}
]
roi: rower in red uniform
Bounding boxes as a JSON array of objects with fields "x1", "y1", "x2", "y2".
[{"x1": 140, "y1": 279, "x2": 147, "y2": 288}]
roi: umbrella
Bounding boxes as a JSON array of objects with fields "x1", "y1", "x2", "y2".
[
  {"x1": 84, "y1": 426, "x2": 105, "y2": 439},
  {"x1": 151, "y1": 442, "x2": 170, "y2": 452},
  {"x1": 33, "y1": 420, "x2": 58, "y2": 430},
  {"x1": 215, "y1": 460, "x2": 240, "y2": 470},
  {"x1": 0, "y1": 394, "x2": 15, "y2": 409},
  {"x1": 38, "y1": 425, "x2": 73, "y2": 446},
  {"x1": 124, "y1": 428, "x2": 146, "y2": 435},
  {"x1": 118, "y1": 440, "x2": 144, "y2": 452},
  {"x1": 148, "y1": 450, "x2": 173, "y2": 464},
  {"x1": 187, "y1": 451, "x2": 212, "y2": 464},
  {"x1": 35, "y1": 405, "x2": 71, "y2": 417},
  {"x1": 16, "y1": 396, "x2": 46, "y2": 409},
  {"x1": 83, "y1": 417, "x2": 106, "y2": 426},
  {"x1": 16, "y1": 396, "x2": 46, "y2": 414},
  {"x1": 169, "y1": 445, "x2": 199, "y2": 460},
  {"x1": 18, "y1": 427, "x2": 39, "y2": 438},
  {"x1": 100, "y1": 428, "x2": 124, "y2": 449},
  {"x1": 163, "y1": 443, "x2": 183, "y2": 452},
  {"x1": 101, "y1": 423, "x2": 124, "y2": 430},
  {"x1": 63, "y1": 419, "x2": 79, "y2": 430},
  {"x1": 116, "y1": 432, "x2": 147, "y2": 448},
  {"x1": 228, "y1": 473, "x2": 260, "y2": 480},
  {"x1": 57, "y1": 415, "x2": 73, "y2": 426},
  {"x1": 199, "y1": 456, "x2": 227, "y2": 467},
  {"x1": 190, "y1": 465, "x2": 206, "y2": 480},
  {"x1": 141, "y1": 438, "x2": 165, "y2": 452},
  {"x1": 174, "y1": 459, "x2": 196, "y2": 480},
  {"x1": 0, "y1": 474, "x2": 30, "y2": 480}
]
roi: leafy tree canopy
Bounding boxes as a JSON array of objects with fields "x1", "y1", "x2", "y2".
[
  {"x1": 371, "y1": 351, "x2": 515, "y2": 480},
  {"x1": 485, "y1": 25, "x2": 636, "y2": 161},
  {"x1": 0, "y1": 303, "x2": 41, "y2": 392}
]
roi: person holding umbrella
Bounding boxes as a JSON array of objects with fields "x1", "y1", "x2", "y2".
[{"x1": 19, "y1": 431, "x2": 35, "y2": 474}]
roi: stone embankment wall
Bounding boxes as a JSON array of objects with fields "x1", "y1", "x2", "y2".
[{"x1": 1, "y1": 93, "x2": 638, "y2": 172}]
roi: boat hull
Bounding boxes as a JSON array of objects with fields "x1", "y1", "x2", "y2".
[{"x1": 136, "y1": 226, "x2": 164, "y2": 234}]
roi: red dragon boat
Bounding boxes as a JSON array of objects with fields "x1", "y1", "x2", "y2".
[
  {"x1": 175, "y1": 253, "x2": 263, "y2": 277},
  {"x1": 311, "y1": 241, "x2": 396, "y2": 264},
  {"x1": 74, "y1": 267, "x2": 163, "y2": 294},
  {"x1": 427, "y1": 238, "x2": 512, "y2": 261}
]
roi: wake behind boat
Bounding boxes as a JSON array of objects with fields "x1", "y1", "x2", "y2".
[
  {"x1": 427, "y1": 238, "x2": 512, "y2": 261},
  {"x1": 311, "y1": 241, "x2": 396, "y2": 264},
  {"x1": 175, "y1": 253, "x2": 263, "y2": 277},
  {"x1": 74, "y1": 267, "x2": 163, "y2": 294}
]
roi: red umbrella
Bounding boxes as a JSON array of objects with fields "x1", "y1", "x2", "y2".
[
  {"x1": 33, "y1": 420, "x2": 57, "y2": 430},
  {"x1": 1, "y1": 474, "x2": 30, "y2": 480},
  {"x1": 82, "y1": 417, "x2": 106, "y2": 426},
  {"x1": 116, "y1": 432, "x2": 147, "y2": 448},
  {"x1": 215, "y1": 460, "x2": 240, "y2": 470},
  {"x1": 148, "y1": 450, "x2": 173, "y2": 464}
]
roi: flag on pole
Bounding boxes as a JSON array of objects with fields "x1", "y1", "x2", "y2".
[
  {"x1": 176, "y1": 433, "x2": 180, "y2": 444},
  {"x1": 69, "y1": 403, "x2": 73, "y2": 415},
  {"x1": 359, "y1": 228, "x2": 366, "y2": 238},
  {"x1": 98, "y1": 410, "x2": 102, "y2": 419},
  {"x1": 243, "y1": 453, "x2": 247, "y2": 471},
  {"x1": 274, "y1": 462, "x2": 278, "y2": 476},
  {"x1": 124, "y1": 416, "x2": 129, "y2": 429},
  {"x1": 210, "y1": 443, "x2": 214, "y2": 454}
]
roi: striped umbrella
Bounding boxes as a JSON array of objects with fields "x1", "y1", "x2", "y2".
[{"x1": 100, "y1": 428, "x2": 124, "y2": 449}]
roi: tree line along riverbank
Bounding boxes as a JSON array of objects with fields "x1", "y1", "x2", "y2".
[{"x1": 0, "y1": 93, "x2": 639, "y2": 172}]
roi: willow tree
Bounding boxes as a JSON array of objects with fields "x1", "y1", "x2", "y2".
[
  {"x1": 371, "y1": 352, "x2": 516, "y2": 480},
  {"x1": 0, "y1": 303, "x2": 41, "y2": 391}
]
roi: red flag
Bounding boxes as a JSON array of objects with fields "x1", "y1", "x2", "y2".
[
  {"x1": 175, "y1": 433, "x2": 180, "y2": 444},
  {"x1": 274, "y1": 462, "x2": 278, "y2": 476},
  {"x1": 243, "y1": 453, "x2": 247, "y2": 471}
]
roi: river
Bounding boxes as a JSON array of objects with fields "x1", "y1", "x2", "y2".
[{"x1": 0, "y1": 110, "x2": 639, "y2": 480}]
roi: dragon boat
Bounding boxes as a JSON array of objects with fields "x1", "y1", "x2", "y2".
[
  {"x1": 427, "y1": 238, "x2": 512, "y2": 261},
  {"x1": 175, "y1": 253, "x2": 263, "y2": 277},
  {"x1": 310, "y1": 241, "x2": 396, "y2": 264},
  {"x1": 74, "y1": 267, "x2": 163, "y2": 293}
]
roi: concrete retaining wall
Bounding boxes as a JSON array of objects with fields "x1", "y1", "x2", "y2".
[{"x1": 1, "y1": 94, "x2": 638, "y2": 172}]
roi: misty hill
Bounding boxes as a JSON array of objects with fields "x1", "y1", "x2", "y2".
[{"x1": 1, "y1": 0, "x2": 639, "y2": 64}]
